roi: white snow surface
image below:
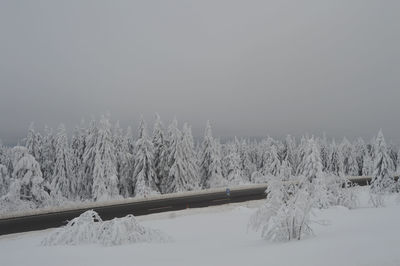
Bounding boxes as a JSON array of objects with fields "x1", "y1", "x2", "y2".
[{"x1": 1, "y1": 187, "x2": 399, "y2": 266}]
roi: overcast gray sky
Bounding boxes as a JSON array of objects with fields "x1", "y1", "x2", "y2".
[{"x1": 0, "y1": 0, "x2": 399, "y2": 145}]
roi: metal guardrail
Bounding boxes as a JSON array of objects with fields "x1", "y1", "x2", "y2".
[{"x1": 0, "y1": 176, "x2": 372, "y2": 236}]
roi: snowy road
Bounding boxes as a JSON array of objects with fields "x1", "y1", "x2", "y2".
[
  {"x1": 0, "y1": 188, "x2": 399, "y2": 266},
  {"x1": 0, "y1": 176, "x2": 373, "y2": 235}
]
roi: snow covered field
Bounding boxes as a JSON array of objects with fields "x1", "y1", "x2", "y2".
[{"x1": 1, "y1": 188, "x2": 399, "y2": 266}]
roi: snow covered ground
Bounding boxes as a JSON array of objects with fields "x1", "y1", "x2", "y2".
[{"x1": 1, "y1": 188, "x2": 399, "y2": 266}]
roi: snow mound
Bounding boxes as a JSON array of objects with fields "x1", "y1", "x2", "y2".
[{"x1": 42, "y1": 210, "x2": 171, "y2": 246}]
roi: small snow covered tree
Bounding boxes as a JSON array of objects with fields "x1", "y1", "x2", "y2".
[
  {"x1": 370, "y1": 130, "x2": 395, "y2": 207},
  {"x1": 298, "y1": 138, "x2": 331, "y2": 209},
  {"x1": 199, "y1": 121, "x2": 226, "y2": 188},
  {"x1": 132, "y1": 118, "x2": 159, "y2": 197},
  {"x1": 249, "y1": 175, "x2": 314, "y2": 242},
  {"x1": 51, "y1": 124, "x2": 76, "y2": 199}
]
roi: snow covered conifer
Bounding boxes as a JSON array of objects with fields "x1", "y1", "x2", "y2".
[
  {"x1": 267, "y1": 145, "x2": 281, "y2": 176},
  {"x1": 152, "y1": 114, "x2": 169, "y2": 191},
  {"x1": 279, "y1": 157, "x2": 292, "y2": 181},
  {"x1": 91, "y1": 116, "x2": 120, "y2": 201},
  {"x1": 318, "y1": 134, "x2": 330, "y2": 172},
  {"x1": 354, "y1": 138, "x2": 366, "y2": 176},
  {"x1": 397, "y1": 149, "x2": 400, "y2": 175},
  {"x1": 224, "y1": 142, "x2": 245, "y2": 185},
  {"x1": 41, "y1": 126, "x2": 56, "y2": 182},
  {"x1": 370, "y1": 130, "x2": 395, "y2": 207},
  {"x1": 340, "y1": 138, "x2": 358, "y2": 176},
  {"x1": 112, "y1": 121, "x2": 132, "y2": 197},
  {"x1": 162, "y1": 119, "x2": 199, "y2": 193},
  {"x1": 9, "y1": 146, "x2": 50, "y2": 207},
  {"x1": 181, "y1": 123, "x2": 200, "y2": 187},
  {"x1": 71, "y1": 121, "x2": 87, "y2": 199},
  {"x1": 25, "y1": 122, "x2": 42, "y2": 163},
  {"x1": 199, "y1": 121, "x2": 226, "y2": 188},
  {"x1": 328, "y1": 140, "x2": 344, "y2": 176},
  {"x1": 132, "y1": 118, "x2": 159, "y2": 197},
  {"x1": 239, "y1": 139, "x2": 256, "y2": 181},
  {"x1": 298, "y1": 138, "x2": 331, "y2": 208},
  {"x1": 166, "y1": 137, "x2": 199, "y2": 193},
  {"x1": 80, "y1": 119, "x2": 98, "y2": 199},
  {"x1": 0, "y1": 164, "x2": 10, "y2": 196},
  {"x1": 51, "y1": 124, "x2": 76, "y2": 199},
  {"x1": 283, "y1": 135, "x2": 297, "y2": 173}
]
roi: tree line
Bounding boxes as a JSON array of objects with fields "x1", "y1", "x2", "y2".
[{"x1": 0, "y1": 114, "x2": 398, "y2": 213}]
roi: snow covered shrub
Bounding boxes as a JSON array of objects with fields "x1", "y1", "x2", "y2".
[
  {"x1": 98, "y1": 215, "x2": 171, "y2": 246},
  {"x1": 249, "y1": 176, "x2": 314, "y2": 242},
  {"x1": 326, "y1": 175, "x2": 359, "y2": 209},
  {"x1": 42, "y1": 210, "x2": 102, "y2": 246},
  {"x1": 42, "y1": 210, "x2": 171, "y2": 246}
]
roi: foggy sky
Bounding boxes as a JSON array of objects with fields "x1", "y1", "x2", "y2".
[{"x1": 0, "y1": 0, "x2": 399, "y2": 145}]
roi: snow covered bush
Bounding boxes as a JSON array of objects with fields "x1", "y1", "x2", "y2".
[
  {"x1": 42, "y1": 210, "x2": 102, "y2": 246},
  {"x1": 249, "y1": 175, "x2": 314, "y2": 242},
  {"x1": 42, "y1": 210, "x2": 171, "y2": 246},
  {"x1": 97, "y1": 215, "x2": 171, "y2": 246},
  {"x1": 326, "y1": 175, "x2": 359, "y2": 209}
]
